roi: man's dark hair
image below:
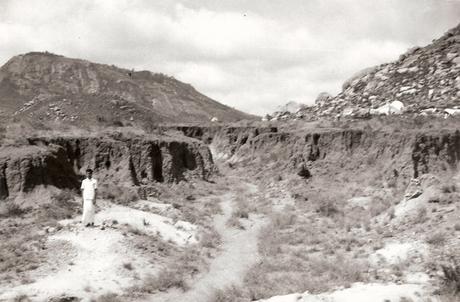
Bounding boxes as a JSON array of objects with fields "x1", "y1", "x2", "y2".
[{"x1": 86, "y1": 168, "x2": 93, "y2": 173}]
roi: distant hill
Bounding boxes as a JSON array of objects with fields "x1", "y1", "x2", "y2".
[
  {"x1": 273, "y1": 22, "x2": 460, "y2": 120},
  {"x1": 0, "y1": 52, "x2": 255, "y2": 128}
]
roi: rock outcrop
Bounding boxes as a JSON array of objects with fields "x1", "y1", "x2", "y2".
[
  {"x1": 0, "y1": 134, "x2": 214, "y2": 200},
  {"x1": 0, "y1": 52, "x2": 255, "y2": 128},
  {"x1": 270, "y1": 23, "x2": 460, "y2": 120}
]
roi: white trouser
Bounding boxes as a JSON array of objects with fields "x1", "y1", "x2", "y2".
[{"x1": 82, "y1": 198, "x2": 95, "y2": 225}]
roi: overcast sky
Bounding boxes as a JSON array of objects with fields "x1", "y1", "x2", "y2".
[{"x1": 1, "y1": 0, "x2": 459, "y2": 114}]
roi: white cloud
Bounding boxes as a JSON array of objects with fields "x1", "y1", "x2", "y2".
[{"x1": 0, "y1": 0, "x2": 459, "y2": 115}]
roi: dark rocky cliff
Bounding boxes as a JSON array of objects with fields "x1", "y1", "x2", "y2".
[{"x1": 0, "y1": 134, "x2": 214, "y2": 200}]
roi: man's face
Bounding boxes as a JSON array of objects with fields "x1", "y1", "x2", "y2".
[{"x1": 86, "y1": 171, "x2": 92, "y2": 179}]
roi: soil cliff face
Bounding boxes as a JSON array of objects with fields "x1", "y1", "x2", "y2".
[
  {"x1": 192, "y1": 126, "x2": 460, "y2": 187},
  {"x1": 0, "y1": 145, "x2": 79, "y2": 199},
  {"x1": 0, "y1": 135, "x2": 214, "y2": 200}
]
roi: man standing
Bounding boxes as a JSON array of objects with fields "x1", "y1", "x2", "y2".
[{"x1": 81, "y1": 168, "x2": 98, "y2": 227}]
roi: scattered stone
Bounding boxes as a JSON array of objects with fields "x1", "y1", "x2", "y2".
[
  {"x1": 268, "y1": 23, "x2": 460, "y2": 120},
  {"x1": 404, "y1": 178, "x2": 423, "y2": 200}
]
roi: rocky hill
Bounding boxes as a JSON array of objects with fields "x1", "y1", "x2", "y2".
[
  {"x1": 0, "y1": 52, "x2": 254, "y2": 128},
  {"x1": 272, "y1": 23, "x2": 460, "y2": 120}
]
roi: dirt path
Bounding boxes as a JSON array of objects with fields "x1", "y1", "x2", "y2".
[
  {"x1": 0, "y1": 177, "x2": 266, "y2": 302},
  {"x1": 0, "y1": 201, "x2": 197, "y2": 302},
  {"x1": 149, "y1": 188, "x2": 266, "y2": 302}
]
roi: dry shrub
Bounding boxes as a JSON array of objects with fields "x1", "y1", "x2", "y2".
[
  {"x1": 141, "y1": 269, "x2": 189, "y2": 293},
  {"x1": 226, "y1": 216, "x2": 244, "y2": 229},
  {"x1": 199, "y1": 229, "x2": 221, "y2": 249},
  {"x1": 92, "y1": 293, "x2": 123, "y2": 302},
  {"x1": 368, "y1": 196, "x2": 392, "y2": 217},
  {"x1": 232, "y1": 208, "x2": 249, "y2": 219},
  {"x1": 243, "y1": 254, "x2": 367, "y2": 300},
  {"x1": 203, "y1": 197, "x2": 222, "y2": 216},
  {"x1": 442, "y1": 184, "x2": 457, "y2": 194},
  {"x1": 49, "y1": 189, "x2": 77, "y2": 220},
  {"x1": 211, "y1": 285, "x2": 249, "y2": 302},
  {"x1": 99, "y1": 183, "x2": 139, "y2": 204},
  {"x1": 52, "y1": 189, "x2": 75, "y2": 204},
  {"x1": 426, "y1": 232, "x2": 447, "y2": 245},
  {"x1": 13, "y1": 295, "x2": 31, "y2": 302},
  {"x1": 316, "y1": 200, "x2": 341, "y2": 217},
  {"x1": 123, "y1": 262, "x2": 133, "y2": 270},
  {"x1": 137, "y1": 245, "x2": 206, "y2": 294},
  {"x1": 126, "y1": 225, "x2": 146, "y2": 236},
  {"x1": 440, "y1": 259, "x2": 460, "y2": 295},
  {"x1": 0, "y1": 230, "x2": 46, "y2": 274},
  {"x1": 269, "y1": 211, "x2": 296, "y2": 229},
  {"x1": 454, "y1": 223, "x2": 460, "y2": 231},
  {"x1": 414, "y1": 207, "x2": 428, "y2": 224},
  {"x1": 0, "y1": 203, "x2": 28, "y2": 217}
]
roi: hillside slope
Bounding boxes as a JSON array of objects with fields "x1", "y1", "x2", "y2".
[
  {"x1": 273, "y1": 23, "x2": 460, "y2": 120},
  {"x1": 0, "y1": 52, "x2": 254, "y2": 128}
]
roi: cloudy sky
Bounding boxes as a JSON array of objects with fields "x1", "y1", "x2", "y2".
[{"x1": 1, "y1": 0, "x2": 459, "y2": 114}]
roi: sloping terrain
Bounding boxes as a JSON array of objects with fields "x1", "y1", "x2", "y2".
[
  {"x1": 1, "y1": 123, "x2": 459, "y2": 302},
  {"x1": 271, "y1": 22, "x2": 460, "y2": 120},
  {"x1": 0, "y1": 52, "x2": 255, "y2": 128},
  {"x1": 173, "y1": 124, "x2": 460, "y2": 302}
]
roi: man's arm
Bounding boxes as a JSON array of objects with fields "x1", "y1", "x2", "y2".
[{"x1": 81, "y1": 180, "x2": 84, "y2": 207}]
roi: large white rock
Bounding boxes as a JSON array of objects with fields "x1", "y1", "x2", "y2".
[
  {"x1": 444, "y1": 108, "x2": 460, "y2": 116},
  {"x1": 341, "y1": 107, "x2": 354, "y2": 117},
  {"x1": 370, "y1": 101, "x2": 404, "y2": 115}
]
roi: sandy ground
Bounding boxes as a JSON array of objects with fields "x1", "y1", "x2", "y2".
[
  {"x1": 258, "y1": 283, "x2": 438, "y2": 302},
  {"x1": 369, "y1": 240, "x2": 428, "y2": 266},
  {"x1": 148, "y1": 189, "x2": 267, "y2": 302},
  {"x1": 0, "y1": 200, "x2": 198, "y2": 302},
  {"x1": 0, "y1": 228, "x2": 147, "y2": 301},
  {"x1": 0, "y1": 181, "x2": 266, "y2": 302}
]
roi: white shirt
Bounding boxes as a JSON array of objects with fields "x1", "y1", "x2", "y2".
[{"x1": 81, "y1": 178, "x2": 98, "y2": 200}]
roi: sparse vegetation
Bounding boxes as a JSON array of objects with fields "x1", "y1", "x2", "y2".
[
  {"x1": 211, "y1": 285, "x2": 249, "y2": 302},
  {"x1": 199, "y1": 229, "x2": 221, "y2": 249},
  {"x1": 139, "y1": 268, "x2": 190, "y2": 293},
  {"x1": 426, "y1": 232, "x2": 447, "y2": 245},
  {"x1": 441, "y1": 184, "x2": 457, "y2": 194},
  {"x1": 414, "y1": 207, "x2": 428, "y2": 224},
  {"x1": 92, "y1": 293, "x2": 124, "y2": 302},
  {"x1": 99, "y1": 183, "x2": 139, "y2": 204},
  {"x1": 13, "y1": 294, "x2": 31, "y2": 302},
  {"x1": 438, "y1": 254, "x2": 460, "y2": 300},
  {"x1": 123, "y1": 262, "x2": 133, "y2": 270},
  {"x1": 0, "y1": 202, "x2": 28, "y2": 217}
]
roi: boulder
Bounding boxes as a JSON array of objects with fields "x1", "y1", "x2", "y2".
[
  {"x1": 404, "y1": 178, "x2": 423, "y2": 200},
  {"x1": 315, "y1": 92, "x2": 332, "y2": 106},
  {"x1": 297, "y1": 163, "x2": 311, "y2": 179},
  {"x1": 371, "y1": 101, "x2": 405, "y2": 115},
  {"x1": 444, "y1": 108, "x2": 460, "y2": 116}
]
